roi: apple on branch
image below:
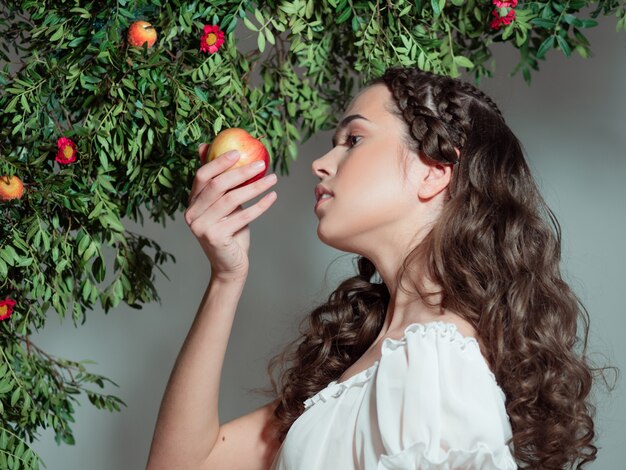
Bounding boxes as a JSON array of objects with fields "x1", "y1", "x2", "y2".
[
  {"x1": 0, "y1": 175, "x2": 25, "y2": 201},
  {"x1": 202, "y1": 128, "x2": 271, "y2": 190},
  {"x1": 127, "y1": 21, "x2": 157, "y2": 48}
]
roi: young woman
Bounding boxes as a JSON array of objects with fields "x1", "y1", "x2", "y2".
[{"x1": 146, "y1": 66, "x2": 604, "y2": 469}]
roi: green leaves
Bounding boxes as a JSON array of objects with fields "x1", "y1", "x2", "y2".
[
  {"x1": 257, "y1": 29, "x2": 266, "y2": 52},
  {"x1": 453, "y1": 55, "x2": 475, "y2": 69},
  {"x1": 556, "y1": 34, "x2": 572, "y2": 56},
  {"x1": 0, "y1": 426, "x2": 40, "y2": 470},
  {"x1": 521, "y1": 0, "x2": 607, "y2": 64},
  {"x1": 49, "y1": 24, "x2": 65, "y2": 42},
  {"x1": 431, "y1": 0, "x2": 446, "y2": 18},
  {"x1": 0, "y1": 246, "x2": 20, "y2": 267},
  {"x1": 242, "y1": 7, "x2": 275, "y2": 53},
  {"x1": 537, "y1": 36, "x2": 555, "y2": 58}
]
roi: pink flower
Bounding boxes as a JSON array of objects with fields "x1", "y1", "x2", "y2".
[
  {"x1": 200, "y1": 25, "x2": 225, "y2": 54},
  {"x1": 56, "y1": 137, "x2": 77, "y2": 164},
  {"x1": 490, "y1": 8, "x2": 516, "y2": 30},
  {"x1": 0, "y1": 298, "x2": 16, "y2": 321},
  {"x1": 493, "y1": 0, "x2": 518, "y2": 8}
]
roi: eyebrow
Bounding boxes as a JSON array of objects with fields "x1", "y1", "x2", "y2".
[{"x1": 331, "y1": 114, "x2": 370, "y2": 147}]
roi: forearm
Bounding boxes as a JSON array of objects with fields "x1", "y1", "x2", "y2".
[{"x1": 146, "y1": 274, "x2": 247, "y2": 469}]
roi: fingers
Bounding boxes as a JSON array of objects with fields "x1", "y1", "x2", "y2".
[
  {"x1": 191, "y1": 183, "x2": 278, "y2": 238},
  {"x1": 188, "y1": 148, "x2": 240, "y2": 205},
  {"x1": 187, "y1": 166, "x2": 276, "y2": 226},
  {"x1": 216, "y1": 189, "x2": 277, "y2": 234},
  {"x1": 218, "y1": 203, "x2": 243, "y2": 222}
]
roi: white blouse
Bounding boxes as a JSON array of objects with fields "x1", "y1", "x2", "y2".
[{"x1": 270, "y1": 321, "x2": 518, "y2": 469}]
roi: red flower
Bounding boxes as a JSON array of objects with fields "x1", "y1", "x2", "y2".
[
  {"x1": 493, "y1": 0, "x2": 517, "y2": 8},
  {"x1": 200, "y1": 24, "x2": 225, "y2": 54},
  {"x1": 490, "y1": 8, "x2": 516, "y2": 30},
  {"x1": 56, "y1": 137, "x2": 77, "y2": 164},
  {"x1": 0, "y1": 298, "x2": 16, "y2": 321}
]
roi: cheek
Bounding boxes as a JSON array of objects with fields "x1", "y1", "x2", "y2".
[
  {"x1": 317, "y1": 144, "x2": 412, "y2": 238},
  {"x1": 316, "y1": 191, "x2": 407, "y2": 253},
  {"x1": 351, "y1": 185, "x2": 404, "y2": 224},
  {"x1": 319, "y1": 173, "x2": 407, "y2": 237},
  {"x1": 343, "y1": 154, "x2": 406, "y2": 214}
]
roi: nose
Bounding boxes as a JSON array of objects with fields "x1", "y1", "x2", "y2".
[{"x1": 311, "y1": 148, "x2": 336, "y2": 180}]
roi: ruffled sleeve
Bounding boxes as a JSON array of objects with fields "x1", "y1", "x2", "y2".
[{"x1": 374, "y1": 321, "x2": 517, "y2": 470}]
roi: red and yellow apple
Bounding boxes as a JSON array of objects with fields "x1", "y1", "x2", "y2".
[
  {"x1": 127, "y1": 21, "x2": 157, "y2": 48},
  {"x1": 203, "y1": 128, "x2": 270, "y2": 189},
  {"x1": 0, "y1": 175, "x2": 25, "y2": 201}
]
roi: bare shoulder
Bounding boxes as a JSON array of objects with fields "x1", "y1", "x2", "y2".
[{"x1": 201, "y1": 399, "x2": 282, "y2": 470}]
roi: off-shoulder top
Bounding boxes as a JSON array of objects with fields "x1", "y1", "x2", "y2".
[{"x1": 269, "y1": 320, "x2": 517, "y2": 469}]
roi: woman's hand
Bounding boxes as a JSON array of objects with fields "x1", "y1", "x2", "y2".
[{"x1": 184, "y1": 143, "x2": 278, "y2": 282}]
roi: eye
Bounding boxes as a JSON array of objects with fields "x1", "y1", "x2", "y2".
[{"x1": 343, "y1": 134, "x2": 362, "y2": 148}]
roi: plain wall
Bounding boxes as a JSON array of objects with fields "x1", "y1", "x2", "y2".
[{"x1": 26, "y1": 18, "x2": 625, "y2": 469}]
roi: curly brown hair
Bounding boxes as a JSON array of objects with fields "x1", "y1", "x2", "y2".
[{"x1": 256, "y1": 66, "x2": 617, "y2": 469}]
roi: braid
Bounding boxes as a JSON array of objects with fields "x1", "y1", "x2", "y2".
[
  {"x1": 456, "y1": 80, "x2": 505, "y2": 120},
  {"x1": 370, "y1": 67, "x2": 505, "y2": 166}
]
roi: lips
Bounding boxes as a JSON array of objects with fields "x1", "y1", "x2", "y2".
[
  {"x1": 314, "y1": 184, "x2": 334, "y2": 212},
  {"x1": 314, "y1": 194, "x2": 333, "y2": 211},
  {"x1": 315, "y1": 184, "x2": 334, "y2": 201}
]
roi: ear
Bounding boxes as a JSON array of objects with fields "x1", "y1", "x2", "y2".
[{"x1": 417, "y1": 148, "x2": 460, "y2": 200}]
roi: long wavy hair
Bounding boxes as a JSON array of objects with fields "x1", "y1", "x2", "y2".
[{"x1": 256, "y1": 66, "x2": 617, "y2": 469}]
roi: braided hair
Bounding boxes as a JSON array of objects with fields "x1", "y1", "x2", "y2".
[{"x1": 369, "y1": 67, "x2": 505, "y2": 168}]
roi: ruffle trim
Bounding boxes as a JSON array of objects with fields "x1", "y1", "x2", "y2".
[
  {"x1": 377, "y1": 440, "x2": 518, "y2": 470},
  {"x1": 382, "y1": 321, "x2": 506, "y2": 402},
  {"x1": 303, "y1": 359, "x2": 379, "y2": 410},
  {"x1": 380, "y1": 321, "x2": 481, "y2": 356},
  {"x1": 303, "y1": 320, "x2": 507, "y2": 410}
]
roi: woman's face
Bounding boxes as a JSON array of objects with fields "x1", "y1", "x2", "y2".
[{"x1": 311, "y1": 83, "x2": 453, "y2": 261}]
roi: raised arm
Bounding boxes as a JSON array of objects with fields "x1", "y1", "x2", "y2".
[
  {"x1": 146, "y1": 144, "x2": 279, "y2": 469},
  {"x1": 146, "y1": 276, "x2": 281, "y2": 470}
]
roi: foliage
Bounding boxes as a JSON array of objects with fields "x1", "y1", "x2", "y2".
[{"x1": 0, "y1": 0, "x2": 624, "y2": 467}]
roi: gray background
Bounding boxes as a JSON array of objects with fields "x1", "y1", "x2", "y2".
[{"x1": 21, "y1": 18, "x2": 625, "y2": 470}]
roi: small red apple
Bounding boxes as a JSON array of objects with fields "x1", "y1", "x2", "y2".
[
  {"x1": 0, "y1": 175, "x2": 25, "y2": 201},
  {"x1": 127, "y1": 21, "x2": 157, "y2": 48},
  {"x1": 203, "y1": 128, "x2": 271, "y2": 189}
]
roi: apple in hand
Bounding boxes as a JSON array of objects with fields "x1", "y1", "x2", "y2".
[
  {"x1": 127, "y1": 21, "x2": 157, "y2": 48},
  {"x1": 203, "y1": 128, "x2": 271, "y2": 189}
]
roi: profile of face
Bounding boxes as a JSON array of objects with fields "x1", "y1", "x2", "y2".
[{"x1": 311, "y1": 84, "x2": 455, "y2": 261}]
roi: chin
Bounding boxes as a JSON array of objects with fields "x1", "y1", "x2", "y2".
[
  {"x1": 316, "y1": 222, "x2": 359, "y2": 254},
  {"x1": 316, "y1": 221, "x2": 339, "y2": 249}
]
